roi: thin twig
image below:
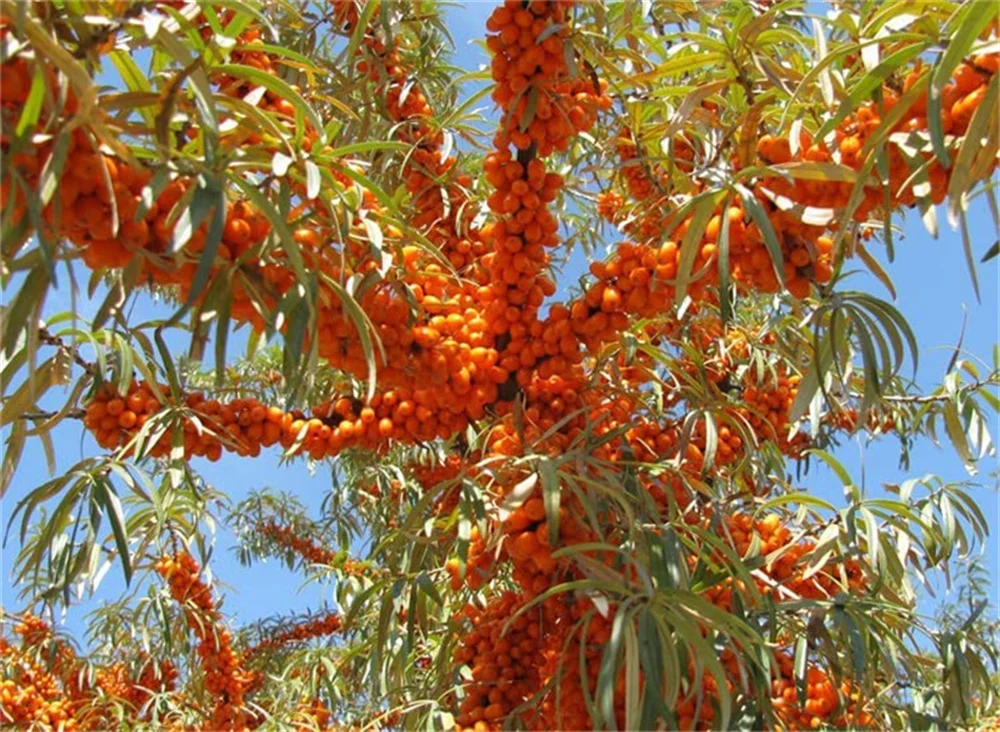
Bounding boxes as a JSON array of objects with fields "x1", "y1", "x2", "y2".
[
  {"x1": 38, "y1": 327, "x2": 97, "y2": 377},
  {"x1": 852, "y1": 375, "x2": 1000, "y2": 405},
  {"x1": 20, "y1": 409, "x2": 86, "y2": 421}
]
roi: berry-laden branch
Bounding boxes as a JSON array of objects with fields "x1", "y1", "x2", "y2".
[
  {"x1": 156, "y1": 552, "x2": 254, "y2": 729},
  {"x1": 259, "y1": 519, "x2": 379, "y2": 579},
  {"x1": 599, "y1": 63, "x2": 997, "y2": 300},
  {"x1": 4, "y1": 3, "x2": 502, "y2": 452},
  {"x1": 243, "y1": 611, "x2": 344, "y2": 665}
]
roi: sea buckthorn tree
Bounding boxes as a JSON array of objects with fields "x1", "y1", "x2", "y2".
[{"x1": 1, "y1": 0, "x2": 999, "y2": 729}]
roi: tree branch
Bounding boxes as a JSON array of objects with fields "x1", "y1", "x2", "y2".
[
  {"x1": 854, "y1": 375, "x2": 1000, "y2": 405},
  {"x1": 38, "y1": 327, "x2": 97, "y2": 377},
  {"x1": 20, "y1": 409, "x2": 86, "y2": 421}
]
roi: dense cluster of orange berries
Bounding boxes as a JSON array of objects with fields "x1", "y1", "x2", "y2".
[
  {"x1": 446, "y1": 499, "x2": 872, "y2": 731},
  {"x1": 739, "y1": 365, "x2": 811, "y2": 456},
  {"x1": 260, "y1": 519, "x2": 338, "y2": 566},
  {"x1": 156, "y1": 551, "x2": 254, "y2": 729},
  {"x1": 596, "y1": 189, "x2": 624, "y2": 221},
  {"x1": 1, "y1": 22, "x2": 306, "y2": 326},
  {"x1": 365, "y1": 24, "x2": 484, "y2": 273},
  {"x1": 451, "y1": 591, "x2": 542, "y2": 730},
  {"x1": 93, "y1": 657, "x2": 179, "y2": 719},
  {"x1": 446, "y1": 526, "x2": 497, "y2": 591},
  {"x1": 452, "y1": 590, "x2": 629, "y2": 731},
  {"x1": 720, "y1": 512, "x2": 866, "y2": 603},
  {"x1": 1, "y1": 613, "x2": 178, "y2": 729},
  {"x1": 0, "y1": 617, "x2": 80, "y2": 730},
  {"x1": 445, "y1": 7, "x2": 669, "y2": 728},
  {"x1": 409, "y1": 453, "x2": 470, "y2": 515},
  {"x1": 486, "y1": 1, "x2": 609, "y2": 155},
  {"x1": 481, "y1": 0, "x2": 608, "y2": 382},
  {"x1": 614, "y1": 129, "x2": 667, "y2": 207},
  {"x1": 0, "y1": 552, "x2": 341, "y2": 731},
  {"x1": 83, "y1": 379, "x2": 460, "y2": 460},
  {"x1": 603, "y1": 55, "x2": 998, "y2": 304},
  {"x1": 829, "y1": 406, "x2": 896, "y2": 435},
  {"x1": 771, "y1": 652, "x2": 874, "y2": 730},
  {"x1": 3, "y1": 3, "x2": 503, "y2": 442},
  {"x1": 292, "y1": 697, "x2": 335, "y2": 730},
  {"x1": 308, "y1": 0, "x2": 513, "y2": 415}
]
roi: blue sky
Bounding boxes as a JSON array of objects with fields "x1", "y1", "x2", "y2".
[{"x1": 1, "y1": 2, "x2": 997, "y2": 652}]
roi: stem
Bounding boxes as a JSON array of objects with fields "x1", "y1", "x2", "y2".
[
  {"x1": 38, "y1": 327, "x2": 97, "y2": 376},
  {"x1": 852, "y1": 376, "x2": 1000, "y2": 405},
  {"x1": 19, "y1": 409, "x2": 86, "y2": 420}
]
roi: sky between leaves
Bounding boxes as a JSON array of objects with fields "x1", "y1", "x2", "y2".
[{"x1": 0, "y1": 1, "x2": 997, "y2": 652}]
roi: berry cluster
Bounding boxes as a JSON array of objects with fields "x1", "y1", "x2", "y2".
[
  {"x1": 1, "y1": 613, "x2": 178, "y2": 729},
  {"x1": 0, "y1": 618, "x2": 79, "y2": 731},
  {"x1": 156, "y1": 552, "x2": 254, "y2": 729},
  {"x1": 259, "y1": 519, "x2": 372, "y2": 577},
  {"x1": 771, "y1": 652, "x2": 874, "y2": 730},
  {"x1": 83, "y1": 380, "x2": 443, "y2": 460},
  {"x1": 602, "y1": 58, "x2": 998, "y2": 302},
  {"x1": 243, "y1": 612, "x2": 343, "y2": 663}
]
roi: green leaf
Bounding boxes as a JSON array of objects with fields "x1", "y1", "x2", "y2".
[
  {"x1": 717, "y1": 194, "x2": 733, "y2": 322},
  {"x1": 1, "y1": 420, "x2": 27, "y2": 499},
  {"x1": 2, "y1": 267, "x2": 49, "y2": 359},
  {"x1": 304, "y1": 159, "x2": 321, "y2": 201},
  {"x1": 958, "y1": 210, "x2": 981, "y2": 304},
  {"x1": 214, "y1": 272, "x2": 233, "y2": 386},
  {"x1": 789, "y1": 330, "x2": 832, "y2": 423},
  {"x1": 93, "y1": 478, "x2": 132, "y2": 586},
  {"x1": 773, "y1": 161, "x2": 864, "y2": 184},
  {"x1": 153, "y1": 27, "x2": 218, "y2": 137},
  {"x1": 1, "y1": 358, "x2": 55, "y2": 427},
  {"x1": 793, "y1": 635, "x2": 809, "y2": 706},
  {"x1": 674, "y1": 191, "x2": 723, "y2": 306},
  {"x1": 738, "y1": 185, "x2": 786, "y2": 288},
  {"x1": 860, "y1": 294, "x2": 919, "y2": 376},
  {"x1": 182, "y1": 182, "x2": 226, "y2": 308},
  {"x1": 851, "y1": 307, "x2": 883, "y2": 409},
  {"x1": 757, "y1": 492, "x2": 836, "y2": 515},
  {"x1": 15, "y1": 66, "x2": 46, "y2": 137},
  {"x1": 320, "y1": 274, "x2": 382, "y2": 401},
  {"x1": 943, "y1": 401, "x2": 975, "y2": 472},
  {"x1": 947, "y1": 73, "x2": 999, "y2": 222},
  {"x1": 856, "y1": 243, "x2": 896, "y2": 299},
  {"x1": 540, "y1": 459, "x2": 561, "y2": 547},
  {"x1": 980, "y1": 240, "x2": 1000, "y2": 263},
  {"x1": 108, "y1": 50, "x2": 156, "y2": 127},
  {"x1": 597, "y1": 603, "x2": 629, "y2": 729},
  {"x1": 805, "y1": 449, "x2": 854, "y2": 489}
]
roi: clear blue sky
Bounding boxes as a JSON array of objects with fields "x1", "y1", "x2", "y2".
[{"x1": 1, "y1": 2, "x2": 997, "y2": 650}]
